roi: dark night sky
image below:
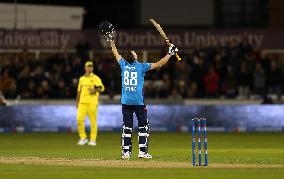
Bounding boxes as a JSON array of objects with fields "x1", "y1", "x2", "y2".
[{"x1": 0, "y1": 0, "x2": 269, "y2": 28}]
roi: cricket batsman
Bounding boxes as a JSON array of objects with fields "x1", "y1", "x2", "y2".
[
  {"x1": 99, "y1": 21, "x2": 178, "y2": 159},
  {"x1": 76, "y1": 61, "x2": 105, "y2": 146}
]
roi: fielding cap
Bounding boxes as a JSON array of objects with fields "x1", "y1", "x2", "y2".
[{"x1": 85, "y1": 61, "x2": 93, "y2": 67}]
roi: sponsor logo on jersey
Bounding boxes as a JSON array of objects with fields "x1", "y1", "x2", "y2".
[{"x1": 126, "y1": 66, "x2": 136, "y2": 70}]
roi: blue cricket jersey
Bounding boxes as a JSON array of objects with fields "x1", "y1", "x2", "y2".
[{"x1": 118, "y1": 58, "x2": 151, "y2": 105}]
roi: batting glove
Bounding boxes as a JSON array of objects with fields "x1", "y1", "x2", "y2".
[
  {"x1": 104, "y1": 32, "x2": 114, "y2": 42},
  {"x1": 168, "y1": 44, "x2": 178, "y2": 56}
]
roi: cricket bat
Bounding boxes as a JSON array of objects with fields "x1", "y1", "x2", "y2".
[{"x1": 149, "y1": 18, "x2": 181, "y2": 61}]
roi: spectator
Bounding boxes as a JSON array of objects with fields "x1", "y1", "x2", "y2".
[
  {"x1": 267, "y1": 60, "x2": 282, "y2": 97},
  {"x1": 238, "y1": 36, "x2": 253, "y2": 56},
  {"x1": 0, "y1": 69, "x2": 17, "y2": 98},
  {"x1": 22, "y1": 81, "x2": 36, "y2": 99},
  {"x1": 0, "y1": 37, "x2": 281, "y2": 100},
  {"x1": 36, "y1": 80, "x2": 51, "y2": 99},
  {"x1": 177, "y1": 80, "x2": 187, "y2": 98},
  {"x1": 253, "y1": 62, "x2": 266, "y2": 95},
  {"x1": 187, "y1": 82, "x2": 198, "y2": 98},
  {"x1": 169, "y1": 88, "x2": 182, "y2": 99},
  {"x1": 143, "y1": 80, "x2": 155, "y2": 98},
  {"x1": 191, "y1": 57, "x2": 206, "y2": 97},
  {"x1": 160, "y1": 74, "x2": 171, "y2": 98},
  {"x1": 0, "y1": 91, "x2": 7, "y2": 106},
  {"x1": 261, "y1": 96, "x2": 274, "y2": 104},
  {"x1": 203, "y1": 66, "x2": 220, "y2": 98},
  {"x1": 238, "y1": 61, "x2": 251, "y2": 98},
  {"x1": 223, "y1": 66, "x2": 237, "y2": 98}
]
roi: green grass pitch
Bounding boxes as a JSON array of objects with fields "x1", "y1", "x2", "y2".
[{"x1": 0, "y1": 132, "x2": 283, "y2": 179}]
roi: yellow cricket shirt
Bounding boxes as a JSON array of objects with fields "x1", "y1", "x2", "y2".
[{"x1": 77, "y1": 73, "x2": 105, "y2": 104}]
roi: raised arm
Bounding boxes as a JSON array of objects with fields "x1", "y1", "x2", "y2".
[
  {"x1": 110, "y1": 41, "x2": 122, "y2": 62},
  {"x1": 150, "y1": 44, "x2": 178, "y2": 70},
  {"x1": 150, "y1": 54, "x2": 171, "y2": 70},
  {"x1": 98, "y1": 21, "x2": 121, "y2": 62}
]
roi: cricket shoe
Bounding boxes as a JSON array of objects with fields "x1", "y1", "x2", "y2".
[
  {"x1": 77, "y1": 138, "x2": 88, "y2": 146},
  {"x1": 122, "y1": 151, "x2": 131, "y2": 159},
  {"x1": 88, "y1": 141, "x2": 96, "y2": 146},
  {"x1": 138, "y1": 151, "x2": 152, "y2": 159}
]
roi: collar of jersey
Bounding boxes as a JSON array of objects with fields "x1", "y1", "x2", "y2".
[
  {"x1": 127, "y1": 60, "x2": 138, "y2": 65},
  {"x1": 85, "y1": 73, "x2": 94, "y2": 77}
]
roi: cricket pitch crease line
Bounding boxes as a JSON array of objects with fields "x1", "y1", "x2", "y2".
[{"x1": 0, "y1": 157, "x2": 283, "y2": 168}]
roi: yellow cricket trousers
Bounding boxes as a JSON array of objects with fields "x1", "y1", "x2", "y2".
[{"x1": 77, "y1": 103, "x2": 98, "y2": 141}]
